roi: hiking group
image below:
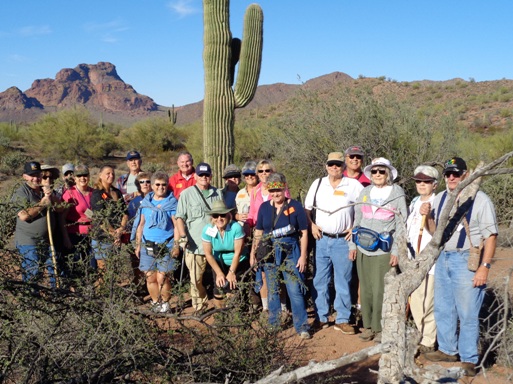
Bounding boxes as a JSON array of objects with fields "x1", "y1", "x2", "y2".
[{"x1": 11, "y1": 147, "x2": 497, "y2": 377}]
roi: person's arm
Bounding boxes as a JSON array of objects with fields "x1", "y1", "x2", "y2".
[
  {"x1": 250, "y1": 228, "x2": 263, "y2": 268},
  {"x1": 203, "y1": 240, "x2": 226, "y2": 288},
  {"x1": 296, "y1": 229, "x2": 309, "y2": 273},
  {"x1": 226, "y1": 237, "x2": 244, "y2": 289},
  {"x1": 17, "y1": 195, "x2": 52, "y2": 222},
  {"x1": 473, "y1": 234, "x2": 497, "y2": 287},
  {"x1": 134, "y1": 214, "x2": 146, "y2": 258},
  {"x1": 305, "y1": 209, "x2": 322, "y2": 240}
]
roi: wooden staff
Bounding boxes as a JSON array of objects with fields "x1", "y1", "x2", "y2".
[
  {"x1": 416, "y1": 214, "x2": 427, "y2": 254},
  {"x1": 47, "y1": 209, "x2": 60, "y2": 288}
]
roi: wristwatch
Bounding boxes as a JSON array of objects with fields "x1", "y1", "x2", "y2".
[{"x1": 482, "y1": 262, "x2": 491, "y2": 269}]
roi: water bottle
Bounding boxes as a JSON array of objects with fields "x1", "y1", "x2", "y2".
[{"x1": 272, "y1": 224, "x2": 293, "y2": 238}]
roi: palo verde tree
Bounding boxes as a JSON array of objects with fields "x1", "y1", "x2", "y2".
[{"x1": 202, "y1": 0, "x2": 263, "y2": 185}]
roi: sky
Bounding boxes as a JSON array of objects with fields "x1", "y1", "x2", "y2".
[{"x1": 2, "y1": 0, "x2": 513, "y2": 107}]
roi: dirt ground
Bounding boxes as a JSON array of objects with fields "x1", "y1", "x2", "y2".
[{"x1": 275, "y1": 246, "x2": 513, "y2": 383}]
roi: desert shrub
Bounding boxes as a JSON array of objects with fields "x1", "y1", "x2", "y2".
[
  {"x1": 0, "y1": 152, "x2": 28, "y2": 175},
  {"x1": 23, "y1": 107, "x2": 120, "y2": 161}
]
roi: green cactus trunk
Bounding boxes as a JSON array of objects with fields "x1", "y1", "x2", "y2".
[{"x1": 203, "y1": 0, "x2": 263, "y2": 187}]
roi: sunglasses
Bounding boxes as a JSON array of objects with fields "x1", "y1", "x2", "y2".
[
  {"x1": 76, "y1": 174, "x2": 89, "y2": 178},
  {"x1": 212, "y1": 213, "x2": 227, "y2": 219},
  {"x1": 371, "y1": 169, "x2": 387, "y2": 175},
  {"x1": 139, "y1": 180, "x2": 151, "y2": 184},
  {"x1": 258, "y1": 169, "x2": 272, "y2": 173},
  {"x1": 415, "y1": 180, "x2": 434, "y2": 184},
  {"x1": 347, "y1": 154, "x2": 363, "y2": 160},
  {"x1": 154, "y1": 183, "x2": 167, "y2": 187},
  {"x1": 444, "y1": 171, "x2": 462, "y2": 178},
  {"x1": 327, "y1": 162, "x2": 343, "y2": 168},
  {"x1": 41, "y1": 175, "x2": 54, "y2": 180},
  {"x1": 198, "y1": 173, "x2": 211, "y2": 178}
]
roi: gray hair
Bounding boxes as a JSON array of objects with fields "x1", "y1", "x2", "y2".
[
  {"x1": 151, "y1": 172, "x2": 169, "y2": 185},
  {"x1": 267, "y1": 172, "x2": 287, "y2": 184}
]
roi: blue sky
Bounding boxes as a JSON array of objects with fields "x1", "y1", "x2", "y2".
[{"x1": 2, "y1": 0, "x2": 513, "y2": 107}]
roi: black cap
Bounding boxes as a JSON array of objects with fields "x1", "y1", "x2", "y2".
[
  {"x1": 196, "y1": 162, "x2": 212, "y2": 176},
  {"x1": 23, "y1": 161, "x2": 41, "y2": 176},
  {"x1": 443, "y1": 157, "x2": 467, "y2": 175}
]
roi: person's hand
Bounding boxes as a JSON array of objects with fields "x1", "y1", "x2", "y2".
[
  {"x1": 311, "y1": 223, "x2": 322, "y2": 240},
  {"x1": 296, "y1": 255, "x2": 308, "y2": 273},
  {"x1": 250, "y1": 252, "x2": 257, "y2": 270},
  {"x1": 419, "y1": 202, "x2": 431, "y2": 216},
  {"x1": 40, "y1": 195, "x2": 52, "y2": 207},
  {"x1": 178, "y1": 236, "x2": 188, "y2": 251},
  {"x1": 216, "y1": 274, "x2": 227, "y2": 289},
  {"x1": 238, "y1": 213, "x2": 248, "y2": 222},
  {"x1": 135, "y1": 244, "x2": 141, "y2": 258},
  {"x1": 473, "y1": 266, "x2": 489, "y2": 287},
  {"x1": 226, "y1": 269, "x2": 237, "y2": 289},
  {"x1": 171, "y1": 243, "x2": 180, "y2": 258},
  {"x1": 390, "y1": 254, "x2": 399, "y2": 267},
  {"x1": 345, "y1": 229, "x2": 352, "y2": 242},
  {"x1": 348, "y1": 249, "x2": 357, "y2": 261}
]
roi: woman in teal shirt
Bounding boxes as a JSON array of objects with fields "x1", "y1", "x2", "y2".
[{"x1": 202, "y1": 200, "x2": 249, "y2": 308}]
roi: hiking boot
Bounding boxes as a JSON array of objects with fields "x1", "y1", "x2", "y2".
[
  {"x1": 418, "y1": 344, "x2": 435, "y2": 354},
  {"x1": 334, "y1": 323, "x2": 356, "y2": 335},
  {"x1": 358, "y1": 328, "x2": 375, "y2": 341},
  {"x1": 424, "y1": 350, "x2": 458, "y2": 362},
  {"x1": 313, "y1": 320, "x2": 330, "y2": 331},
  {"x1": 373, "y1": 332, "x2": 382, "y2": 343},
  {"x1": 299, "y1": 331, "x2": 312, "y2": 340},
  {"x1": 461, "y1": 362, "x2": 477, "y2": 377}
]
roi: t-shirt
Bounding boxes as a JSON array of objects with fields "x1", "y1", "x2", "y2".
[
  {"x1": 126, "y1": 173, "x2": 138, "y2": 195},
  {"x1": 256, "y1": 199, "x2": 308, "y2": 235},
  {"x1": 11, "y1": 183, "x2": 52, "y2": 245},
  {"x1": 62, "y1": 186, "x2": 93, "y2": 235},
  {"x1": 201, "y1": 221, "x2": 246, "y2": 265},
  {"x1": 90, "y1": 187, "x2": 127, "y2": 240}
]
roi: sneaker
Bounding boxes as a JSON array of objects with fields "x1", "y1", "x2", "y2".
[
  {"x1": 159, "y1": 302, "x2": 170, "y2": 313},
  {"x1": 461, "y1": 362, "x2": 477, "y2": 377},
  {"x1": 299, "y1": 331, "x2": 312, "y2": 340},
  {"x1": 358, "y1": 328, "x2": 375, "y2": 341},
  {"x1": 334, "y1": 323, "x2": 356, "y2": 335},
  {"x1": 373, "y1": 332, "x2": 382, "y2": 343},
  {"x1": 424, "y1": 350, "x2": 458, "y2": 362},
  {"x1": 150, "y1": 301, "x2": 162, "y2": 313}
]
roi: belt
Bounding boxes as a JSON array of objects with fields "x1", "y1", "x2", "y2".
[{"x1": 322, "y1": 231, "x2": 348, "y2": 239}]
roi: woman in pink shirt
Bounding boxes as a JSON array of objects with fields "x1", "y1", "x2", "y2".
[{"x1": 61, "y1": 164, "x2": 94, "y2": 273}]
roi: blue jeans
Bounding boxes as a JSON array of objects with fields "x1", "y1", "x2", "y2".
[
  {"x1": 264, "y1": 236, "x2": 309, "y2": 334},
  {"x1": 91, "y1": 239, "x2": 114, "y2": 260},
  {"x1": 17, "y1": 243, "x2": 56, "y2": 288},
  {"x1": 312, "y1": 236, "x2": 353, "y2": 324},
  {"x1": 434, "y1": 250, "x2": 485, "y2": 364}
]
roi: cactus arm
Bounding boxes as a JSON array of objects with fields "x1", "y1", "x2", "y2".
[{"x1": 234, "y1": 4, "x2": 263, "y2": 108}]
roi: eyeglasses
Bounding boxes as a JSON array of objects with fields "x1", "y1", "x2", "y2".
[
  {"x1": 212, "y1": 213, "x2": 227, "y2": 219},
  {"x1": 258, "y1": 169, "x2": 272, "y2": 173},
  {"x1": 327, "y1": 162, "x2": 343, "y2": 168},
  {"x1": 444, "y1": 171, "x2": 462, "y2": 178},
  {"x1": 139, "y1": 180, "x2": 151, "y2": 184},
  {"x1": 347, "y1": 154, "x2": 363, "y2": 160},
  {"x1": 371, "y1": 169, "x2": 387, "y2": 175},
  {"x1": 415, "y1": 180, "x2": 434, "y2": 184},
  {"x1": 154, "y1": 183, "x2": 167, "y2": 187},
  {"x1": 198, "y1": 173, "x2": 211, "y2": 178},
  {"x1": 76, "y1": 174, "x2": 89, "y2": 178},
  {"x1": 41, "y1": 175, "x2": 54, "y2": 180}
]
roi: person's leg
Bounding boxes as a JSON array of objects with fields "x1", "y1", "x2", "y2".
[
  {"x1": 452, "y1": 251, "x2": 485, "y2": 364},
  {"x1": 356, "y1": 250, "x2": 372, "y2": 329},
  {"x1": 18, "y1": 244, "x2": 40, "y2": 284},
  {"x1": 331, "y1": 238, "x2": 353, "y2": 324},
  {"x1": 263, "y1": 263, "x2": 281, "y2": 328},
  {"x1": 146, "y1": 271, "x2": 159, "y2": 303},
  {"x1": 185, "y1": 251, "x2": 207, "y2": 311},
  {"x1": 157, "y1": 272, "x2": 172, "y2": 303},
  {"x1": 368, "y1": 253, "x2": 391, "y2": 332},
  {"x1": 434, "y1": 250, "x2": 459, "y2": 357},
  {"x1": 283, "y1": 258, "x2": 309, "y2": 334},
  {"x1": 312, "y1": 236, "x2": 332, "y2": 323},
  {"x1": 410, "y1": 274, "x2": 436, "y2": 348},
  {"x1": 260, "y1": 271, "x2": 269, "y2": 310}
]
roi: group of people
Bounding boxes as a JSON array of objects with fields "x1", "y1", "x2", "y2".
[{"x1": 11, "y1": 146, "x2": 497, "y2": 377}]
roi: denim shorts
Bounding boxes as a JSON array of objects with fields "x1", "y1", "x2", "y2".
[
  {"x1": 139, "y1": 244, "x2": 177, "y2": 273},
  {"x1": 91, "y1": 240, "x2": 113, "y2": 261}
]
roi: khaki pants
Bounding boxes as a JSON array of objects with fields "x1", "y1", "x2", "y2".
[
  {"x1": 185, "y1": 250, "x2": 208, "y2": 311},
  {"x1": 410, "y1": 274, "x2": 436, "y2": 348}
]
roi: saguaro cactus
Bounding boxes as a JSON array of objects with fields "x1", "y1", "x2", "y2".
[{"x1": 203, "y1": 0, "x2": 263, "y2": 186}]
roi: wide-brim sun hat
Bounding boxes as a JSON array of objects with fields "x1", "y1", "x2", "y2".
[
  {"x1": 206, "y1": 200, "x2": 233, "y2": 215},
  {"x1": 363, "y1": 157, "x2": 398, "y2": 180}
]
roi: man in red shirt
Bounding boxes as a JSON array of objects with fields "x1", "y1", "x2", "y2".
[{"x1": 168, "y1": 151, "x2": 196, "y2": 199}]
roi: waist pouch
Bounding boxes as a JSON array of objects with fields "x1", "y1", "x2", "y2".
[
  {"x1": 352, "y1": 226, "x2": 393, "y2": 253},
  {"x1": 145, "y1": 240, "x2": 169, "y2": 258}
]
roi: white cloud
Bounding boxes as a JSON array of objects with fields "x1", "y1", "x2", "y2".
[
  {"x1": 83, "y1": 19, "x2": 128, "y2": 44},
  {"x1": 167, "y1": 0, "x2": 200, "y2": 18},
  {"x1": 18, "y1": 25, "x2": 52, "y2": 37}
]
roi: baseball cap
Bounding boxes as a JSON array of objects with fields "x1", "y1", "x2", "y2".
[
  {"x1": 345, "y1": 145, "x2": 365, "y2": 157},
  {"x1": 326, "y1": 152, "x2": 344, "y2": 165},
  {"x1": 241, "y1": 161, "x2": 257, "y2": 175},
  {"x1": 443, "y1": 157, "x2": 467, "y2": 175},
  {"x1": 196, "y1": 162, "x2": 212, "y2": 176},
  {"x1": 62, "y1": 163, "x2": 75, "y2": 175},
  {"x1": 412, "y1": 165, "x2": 439, "y2": 182},
  {"x1": 23, "y1": 161, "x2": 41, "y2": 176},
  {"x1": 126, "y1": 150, "x2": 141, "y2": 160},
  {"x1": 223, "y1": 164, "x2": 241, "y2": 179}
]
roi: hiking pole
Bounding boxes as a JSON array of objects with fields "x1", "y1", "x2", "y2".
[{"x1": 47, "y1": 209, "x2": 61, "y2": 288}]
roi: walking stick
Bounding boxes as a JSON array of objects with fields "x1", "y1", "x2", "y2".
[
  {"x1": 416, "y1": 214, "x2": 427, "y2": 254},
  {"x1": 47, "y1": 209, "x2": 60, "y2": 288}
]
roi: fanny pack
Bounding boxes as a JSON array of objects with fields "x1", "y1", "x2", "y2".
[
  {"x1": 352, "y1": 226, "x2": 392, "y2": 253},
  {"x1": 145, "y1": 240, "x2": 170, "y2": 258}
]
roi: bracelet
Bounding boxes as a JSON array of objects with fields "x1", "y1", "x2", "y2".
[{"x1": 229, "y1": 269, "x2": 235, "y2": 274}]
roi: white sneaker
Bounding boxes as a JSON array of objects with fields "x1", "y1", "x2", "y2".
[
  {"x1": 299, "y1": 331, "x2": 311, "y2": 340},
  {"x1": 159, "y1": 302, "x2": 170, "y2": 313},
  {"x1": 150, "y1": 301, "x2": 162, "y2": 313}
]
